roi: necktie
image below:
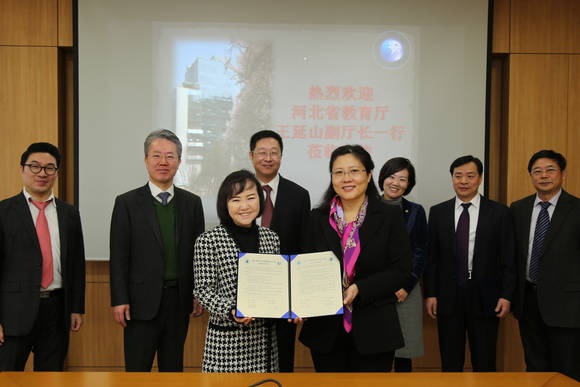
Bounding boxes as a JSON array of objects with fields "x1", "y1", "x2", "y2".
[
  {"x1": 158, "y1": 192, "x2": 170, "y2": 206},
  {"x1": 456, "y1": 202, "x2": 471, "y2": 285},
  {"x1": 529, "y1": 201, "x2": 551, "y2": 283},
  {"x1": 261, "y1": 185, "x2": 273, "y2": 228},
  {"x1": 31, "y1": 199, "x2": 54, "y2": 289}
]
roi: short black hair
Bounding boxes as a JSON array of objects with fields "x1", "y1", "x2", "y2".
[
  {"x1": 250, "y1": 130, "x2": 283, "y2": 153},
  {"x1": 319, "y1": 145, "x2": 379, "y2": 210},
  {"x1": 527, "y1": 150, "x2": 567, "y2": 173},
  {"x1": 378, "y1": 157, "x2": 416, "y2": 196},
  {"x1": 449, "y1": 155, "x2": 483, "y2": 176},
  {"x1": 216, "y1": 170, "x2": 264, "y2": 225},
  {"x1": 20, "y1": 142, "x2": 61, "y2": 168}
]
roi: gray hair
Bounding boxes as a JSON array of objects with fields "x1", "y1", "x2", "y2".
[{"x1": 144, "y1": 129, "x2": 182, "y2": 159}]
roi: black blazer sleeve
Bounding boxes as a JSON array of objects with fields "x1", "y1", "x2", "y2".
[
  {"x1": 423, "y1": 204, "x2": 441, "y2": 298},
  {"x1": 109, "y1": 194, "x2": 132, "y2": 306},
  {"x1": 67, "y1": 205, "x2": 86, "y2": 314}
]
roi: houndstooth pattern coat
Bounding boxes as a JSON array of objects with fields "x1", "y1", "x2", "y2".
[{"x1": 193, "y1": 224, "x2": 281, "y2": 372}]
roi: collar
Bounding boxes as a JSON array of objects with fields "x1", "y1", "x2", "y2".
[
  {"x1": 455, "y1": 193, "x2": 481, "y2": 210},
  {"x1": 23, "y1": 188, "x2": 56, "y2": 206},
  {"x1": 258, "y1": 173, "x2": 280, "y2": 193},
  {"x1": 148, "y1": 181, "x2": 175, "y2": 201},
  {"x1": 534, "y1": 189, "x2": 562, "y2": 207}
]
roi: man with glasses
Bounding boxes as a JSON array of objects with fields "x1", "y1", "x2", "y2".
[
  {"x1": 0, "y1": 142, "x2": 86, "y2": 371},
  {"x1": 424, "y1": 155, "x2": 515, "y2": 372},
  {"x1": 510, "y1": 150, "x2": 580, "y2": 381},
  {"x1": 109, "y1": 129, "x2": 205, "y2": 372},
  {"x1": 249, "y1": 130, "x2": 311, "y2": 372}
]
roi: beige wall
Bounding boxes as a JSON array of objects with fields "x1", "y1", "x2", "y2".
[{"x1": 1, "y1": 0, "x2": 578, "y2": 372}]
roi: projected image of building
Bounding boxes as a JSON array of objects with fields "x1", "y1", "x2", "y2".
[{"x1": 175, "y1": 56, "x2": 236, "y2": 192}]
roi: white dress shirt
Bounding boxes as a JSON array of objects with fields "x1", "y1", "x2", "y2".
[
  {"x1": 256, "y1": 173, "x2": 280, "y2": 226},
  {"x1": 454, "y1": 194, "x2": 481, "y2": 274},
  {"x1": 148, "y1": 181, "x2": 175, "y2": 204},
  {"x1": 526, "y1": 189, "x2": 561, "y2": 281},
  {"x1": 23, "y1": 188, "x2": 62, "y2": 291}
]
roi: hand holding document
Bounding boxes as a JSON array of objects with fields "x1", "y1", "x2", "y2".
[{"x1": 236, "y1": 251, "x2": 344, "y2": 319}]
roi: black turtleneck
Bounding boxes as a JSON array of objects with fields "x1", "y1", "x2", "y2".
[{"x1": 224, "y1": 221, "x2": 260, "y2": 253}]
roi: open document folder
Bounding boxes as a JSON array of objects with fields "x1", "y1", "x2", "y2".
[{"x1": 236, "y1": 251, "x2": 344, "y2": 319}]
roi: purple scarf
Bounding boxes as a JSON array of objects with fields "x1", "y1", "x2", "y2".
[{"x1": 328, "y1": 196, "x2": 368, "y2": 332}]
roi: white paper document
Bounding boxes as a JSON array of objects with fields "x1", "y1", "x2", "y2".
[{"x1": 236, "y1": 251, "x2": 344, "y2": 319}]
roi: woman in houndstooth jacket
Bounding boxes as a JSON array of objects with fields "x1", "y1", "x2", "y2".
[{"x1": 193, "y1": 170, "x2": 280, "y2": 372}]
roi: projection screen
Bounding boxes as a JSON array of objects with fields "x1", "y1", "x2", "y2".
[{"x1": 78, "y1": 0, "x2": 489, "y2": 260}]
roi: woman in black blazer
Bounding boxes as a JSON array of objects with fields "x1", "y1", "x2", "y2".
[
  {"x1": 378, "y1": 157, "x2": 427, "y2": 372},
  {"x1": 298, "y1": 145, "x2": 411, "y2": 372}
]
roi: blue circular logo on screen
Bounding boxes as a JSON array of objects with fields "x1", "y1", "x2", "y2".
[
  {"x1": 373, "y1": 31, "x2": 411, "y2": 70},
  {"x1": 380, "y1": 39, "x2": 404, "y2": 63}
]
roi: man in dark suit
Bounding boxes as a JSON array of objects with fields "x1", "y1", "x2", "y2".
[
  {"x1": 249, "y1": 130, "x2": 311, "y2": 372},
  {"x1": 510, "y1": 150, "x2": 580, "y2": 381},
  {"x1": 0, "y1": 142, "x2": 85, "y2": 371},
  {"x1": 424, "y1": 155, "x2": 515, "y2": 372},
  {"x1": 110, "y1": 129, "x2": 205, "y2": 372}
]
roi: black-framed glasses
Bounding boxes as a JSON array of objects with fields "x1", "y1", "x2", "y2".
[{"x1": 23, "y1": 164, "x2": 58, "y2": 176}]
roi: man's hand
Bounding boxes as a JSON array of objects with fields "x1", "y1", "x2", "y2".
[
  {"x1": 112, "y1": 304, "x2": 131, "y2": 327},
  {"x1": 395, "y1": 288, "x2": 409, "y2": 303},
  {"x1": 192, "y1": 299, "x2": 204, "y2": 317},
  {"x1": 70, "y1": 313, "x2": 83, "y2": 332},
  {"x1": 495, "y1": 298, "x2": 511, "y2": 318},
  {"x1": 0, "y1": 324, "x2": 4, "y2": 345},
  {"x1": 343, "y1": 284, "x2": 359, "y2": 306},
  {"x1": 425, "y1": 297, "x2": 438, "y2": 319}
]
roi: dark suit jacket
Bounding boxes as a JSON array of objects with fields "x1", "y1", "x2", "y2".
[
  {"x1": 299, "y1": 196, "x2": 412, "y2": 355},
  {"x1": 269, "y1": 176, "x2": 310, "y2": 254},
  {"x1": 510, "y1": 190, "x2": 580, "y2": 328},
  {"x1": 0, "y1": 192, "x2": 85, "y2": 336},
  {"x1": 109, "y1": 184, "x2": 204, "y2": 320},
  {"x1": 401, "y1": 198, "x2": 428, "y2": 293},
  {"x1": 423, "y1": 196, "x2": 516, "y2": 317}
]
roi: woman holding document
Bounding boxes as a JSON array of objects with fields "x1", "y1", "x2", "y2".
[
  {"x1": 299, "y1": 145, "x2": 412, "y2": 372},
  {"x1": 193, "y1": 170, "x2": 280, "y2": 372}
]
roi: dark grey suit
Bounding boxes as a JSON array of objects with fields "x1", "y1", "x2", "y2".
[
  {"x1": 110, "y1": 183, "x2": 204, "y2": 371},
  {"x1": 511, "y1": 190, "x2": 580, "y2": 381},
  {"x1": 0, "y1": 192, "x2": 85, "y2": 370},
  {"x1": 268, "y1": 175, "x2": 310, "y2": 372}
]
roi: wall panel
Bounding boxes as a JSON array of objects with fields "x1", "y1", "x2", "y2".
[
  {"x1": 566, "y1": 55, "x2": 580, "y2": 196},
  {"x1": 58, "y1": 0, "x2": 73, "y2": 47},
  {"x1": 510, "y1": 0, "x2": 578, "y2": 54},
  {"x1": 0, "y1": 46, "x2": 59, "y2": 199},
  {"x1": 0, "y1": 0, "x2": 57, "y2": 46},
  {"x1": 507, "y1": 54, "x2": 569, "y2": 203},
  {"x1": 492, "y1": 0, "x2": 510, "y2": 54}
]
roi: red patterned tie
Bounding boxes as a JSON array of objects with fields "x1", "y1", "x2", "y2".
[
  {"x1": 31, "y1": 199, "x2": 54, "y2": 289},
  {"x1": 261, "y1": 185, "x2": 273, "y2": 228}
]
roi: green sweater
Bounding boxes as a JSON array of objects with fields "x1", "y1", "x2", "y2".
[{"x1": 153, "y1": 198, "x2": 177, "y2": 281}]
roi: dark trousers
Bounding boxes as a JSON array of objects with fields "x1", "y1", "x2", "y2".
[
  {"x1": 0, "y1": 290, "x2": 68, "y2": 371},
  {"x1": 123, "y1": 286, "x2": 190, "y2": 372},
  {"x1": 518, "y1": 283, "x2": 580, "y2": 381},
  {"x1": 437, "y1": 281, "x2": 499, "y2": 372},
  {"x1": 394, "y1": 357, "x2": 412, "y2": 372},
  {"x1": 276, "y1": 320, "x2": 297, "y2": 372},
  {"x1": 310, "y1": 327, "x2": 394, "y2": 372}
]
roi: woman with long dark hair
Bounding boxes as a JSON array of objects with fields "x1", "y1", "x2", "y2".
[{"x1": 298, "y1": 145, "x2": 411, "y2": 372}]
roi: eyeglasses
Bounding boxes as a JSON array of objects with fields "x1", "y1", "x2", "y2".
[
  {"x1": 331, "y1": 168, "x2": 366, "y2": 179},
  {"x1": 252, "y1": 150, "x2": 282, "y2": 159},
  {"x1": 531, "y1": 167, "x2": 560, "y2": 177},
  {"x1": 23, "y1": 164, "x2": 58, "y2": 176}
]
